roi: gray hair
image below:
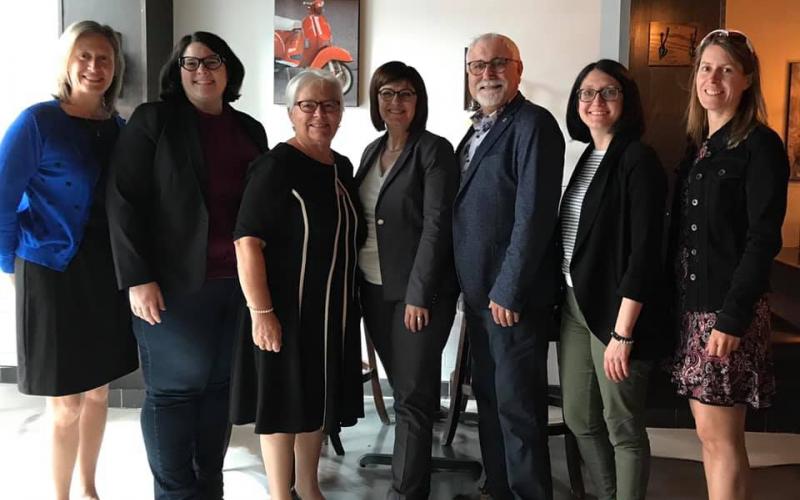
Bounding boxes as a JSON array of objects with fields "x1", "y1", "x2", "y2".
[
  {"x1": 285, "y1": 69, "x2": 344, "y2": 111},
  {"x1": 467, "y1": 33, "x2": 521, "y2": 61},
  {"x1": 54, "y1": 20, "x2": 125, "y2": 113}
]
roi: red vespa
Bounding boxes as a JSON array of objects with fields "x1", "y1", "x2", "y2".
[{"x1": 274, "y1": 0, "x2": 354, "y2": 95}]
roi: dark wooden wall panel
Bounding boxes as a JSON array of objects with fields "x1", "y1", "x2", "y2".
[{"x1": 629, "y1": 0, "x2": 724, "y2": 171}]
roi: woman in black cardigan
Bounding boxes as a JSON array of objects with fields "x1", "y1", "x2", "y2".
[
  {"x1": 106, "y1": 32, "x2": 267, "y2": 499},
  {"x1": 356, "y1": 61, "x2": 459, "y2": 500},
  {"x1": 669, "y1": 30, "x2": 788, "y2": 500},
  {"x1": 558, "y1": 60, "x2": 666, "y2": 500}
]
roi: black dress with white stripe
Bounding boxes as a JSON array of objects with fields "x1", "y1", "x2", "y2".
[{"x1": 230, "y1": 143, "x2": 364, "y2": 434}]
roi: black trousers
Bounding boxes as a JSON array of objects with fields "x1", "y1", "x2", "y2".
[
  {"x1": 464, "y1": 304, "x2": 554, "y2": 500},
  {"x1": 360, "y1": 282, "x2": 457, "y2": 500}
]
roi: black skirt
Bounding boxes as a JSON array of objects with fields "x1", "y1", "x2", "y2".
[
  {"x1": 15, "y1": 224, "x2": 138, "y2": 396},
  {"x1": 14, "y1": 116, "x2": 137, "y2": 396}
]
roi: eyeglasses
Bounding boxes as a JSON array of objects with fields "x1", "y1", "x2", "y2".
[
  {"x1": 700, "y1": 29, "x2": 754, "y2": 54},
  {"x1": 577, "y1": 86, "x2": 622, "y2": 103},
  {"x1": 178, "y1": 55, "x2": 225, "y2": 71},
  {"x1": 465, "y1": 57, "x2": 520, "y2": 76},
  {"x1": 295, "y1": 100, "x2": 341, "y2": 114},
  {"x1": 378, "y1": 88, "x2": 417, "y2": 102}
]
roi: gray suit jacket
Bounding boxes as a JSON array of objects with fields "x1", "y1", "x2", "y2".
[
  {"x1": 453, "y1": 93, "x2": 565, "y2": 312},
  {"x1": 355, "y1": 130, "x2": 460, "y2": 307}
]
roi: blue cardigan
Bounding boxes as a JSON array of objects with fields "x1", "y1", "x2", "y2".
[{"x1": 0, "y1": 100, "x2": 124, "y2": 273}]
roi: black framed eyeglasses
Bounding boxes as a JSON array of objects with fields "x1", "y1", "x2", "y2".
[
  {"x1": 700, "y1": 29, "x2": 754, "y2": 54},
  {"x1": 295, "y1": 100, "x2": 341, "y2": 114},
  {"x1": 377, "y1": 88, "x2": 417, "y2": 102},
  {"x1": 178, "y1": 55, "x2": 225, "y2": 71},
  {"x1": 577, "y1": 86, "x2": 623, "y2": 103},
  {"x1": 465, "y1": 57, "x2": 520, "y2": 76}
]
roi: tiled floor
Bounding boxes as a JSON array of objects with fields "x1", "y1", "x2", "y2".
[{"x1": 1, "y1": 383, "x2": 799, "y2": 499}]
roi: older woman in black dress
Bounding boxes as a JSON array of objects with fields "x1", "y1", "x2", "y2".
[
  {"x1": 231, "y1": 69, "x2": 363, "y2": 500},
  {"x1": 669, "y1": 29, "x2": 789, "y2": 500}
]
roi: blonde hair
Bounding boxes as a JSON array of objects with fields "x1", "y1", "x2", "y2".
[
  {"x1": 54, "y1": 20, "x2": 125, "y2": 113},
  {"x1": 685, "y1": 32, "x2": 767, "y2": 149}
]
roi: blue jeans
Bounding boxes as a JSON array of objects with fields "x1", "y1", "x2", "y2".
[{"x1": 134, "y1": 279, "x2": 239, "y2": 500}]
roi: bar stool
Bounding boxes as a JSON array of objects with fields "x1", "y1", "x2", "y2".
[
  {"x1": 328, "y1": 333, "x2": 390, "y2": 456},
  {"x1": 357, "y1": 318, "x2": 483, "y2": 478}
]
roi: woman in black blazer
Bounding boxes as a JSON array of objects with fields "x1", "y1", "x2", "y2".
[
  {"x1": 106, "y1": 32, "x2": 267, "y2": 499},
  {"x1": 558, "y1": 60, "x2": 666, "y2": 500},
  {"x1": 356, "y1": 61, "x2": 459, "y2": 500}
]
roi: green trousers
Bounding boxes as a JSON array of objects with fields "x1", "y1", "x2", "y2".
[{"x1": 559, "y1": 287, "x2": 653, "y2": 500}]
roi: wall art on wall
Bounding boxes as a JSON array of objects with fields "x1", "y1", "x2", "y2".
[
  {"x1": 647, "y1": 22, "x2": 700, "y2": 67},
  {"x1": 274, "y1": 0, "x2": 359, "y2": 106},
  {"x1": 463, "y1": 47, "x2": 478, "y2": 112},
  {"x1": 786, "y1": 61, "x2": 800, "y2": 181}
]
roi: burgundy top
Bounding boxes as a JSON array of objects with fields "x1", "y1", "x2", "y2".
[{"x1": 196, "y1": 107, "x2": 260, "y2": 279}]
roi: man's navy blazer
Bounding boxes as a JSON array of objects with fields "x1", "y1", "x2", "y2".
[{"x1": 453, "y1": 92, "x2": 565, "y2": 312}]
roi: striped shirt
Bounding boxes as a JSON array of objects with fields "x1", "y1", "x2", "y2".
[{"x1": 560, "y1": 149, "x2": 606, "y2": 285}]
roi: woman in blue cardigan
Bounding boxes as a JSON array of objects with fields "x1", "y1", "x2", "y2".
[{"x1": 0, "y1": 21, "x2": 137, "y2": 500}]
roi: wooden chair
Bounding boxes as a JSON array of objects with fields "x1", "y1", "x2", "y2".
[{"x1": 441, "y1": 317, "x2": 586, "y2": 499}]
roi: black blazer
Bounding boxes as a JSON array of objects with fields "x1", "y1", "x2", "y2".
[
  {"x1": 564, "y1": 134, "x2": 668, "y2": 359},
  {"x1": 106, "y1": 99, "x2": 268, "y2": 293},
  {"x1": 355, "y1": 130, "x2": 459, "y2": 307},
  {"x1": 668, "y1": 122, "x2": 788, "y2": 336}
]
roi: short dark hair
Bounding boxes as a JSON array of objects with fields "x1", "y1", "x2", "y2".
[
  {"x1": 159, "y1": 31, "x2": 244, "y2": 103},
  {"x1": 565, "y1": 59, "x2": 645, "y2": 143},
  {"x1": 369, "y1": 61, "x2": 428, "y2": 134}
]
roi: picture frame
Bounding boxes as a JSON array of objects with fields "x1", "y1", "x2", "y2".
[
  {"x1": 785, "y1": 61, "x2": 800, "y2": 181},
  {"x1": 463, "y1": 47, "x2": 478, "y2": 112},
  {"x1": 273, "y1": 0, "x2": 360, "y2": 107}
]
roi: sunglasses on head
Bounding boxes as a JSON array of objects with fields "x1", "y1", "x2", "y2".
[{"x1": 700, "y1": 29, "x2": 754, "y2": 54}]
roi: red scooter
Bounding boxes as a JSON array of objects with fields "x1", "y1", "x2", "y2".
[{"x1": 274, "y1": 0, "x2": 354, "y2": 95}]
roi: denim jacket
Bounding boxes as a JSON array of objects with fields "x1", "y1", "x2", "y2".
[{"x1": 670, "y1": 122, "x2": 789, "y2": 336}]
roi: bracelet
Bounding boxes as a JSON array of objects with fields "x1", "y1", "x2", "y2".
[
  {"x1": 611, "y1": 330, "x2": 634, "y2": 344},
  {"x1": 248, "y1": 305, "x2": 274, "y2": 315}
]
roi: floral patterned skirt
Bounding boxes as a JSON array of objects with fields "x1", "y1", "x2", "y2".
[{"x1": 670, "y1": 297, "x2": 775, "y2": 408}]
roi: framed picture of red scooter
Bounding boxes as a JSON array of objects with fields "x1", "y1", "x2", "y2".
[
  {"x1": 786, "y1": 61, "x2": 800, "y2": 181},
  {"x1": 274, "y1": 0, "x2": 359, "y2": 106}
]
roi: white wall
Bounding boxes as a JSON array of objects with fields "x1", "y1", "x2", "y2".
[
  {"x1": 175, "y1": 0, "x2": 626, "y2": 183},
  {"x1": 175, "y1": 0, "x2": 626, "y2": 383}
]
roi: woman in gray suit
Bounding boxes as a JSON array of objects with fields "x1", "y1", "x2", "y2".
[{"x1": 356, "y1": 61, "x2": 459, "y2": 500}]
